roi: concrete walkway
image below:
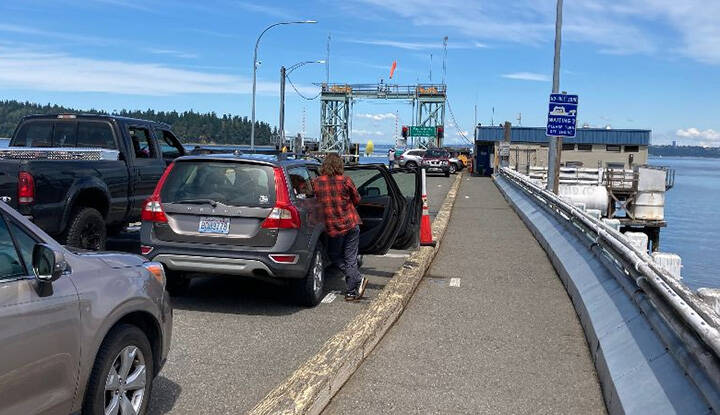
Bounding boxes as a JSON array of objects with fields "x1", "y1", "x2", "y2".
[{"x1": 325, "y1": 177, "x2": 606, "y2": 414}]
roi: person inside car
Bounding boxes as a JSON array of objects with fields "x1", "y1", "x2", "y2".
[{"x1": 312, "y1": 153, "x2": 368, "y2": 301}]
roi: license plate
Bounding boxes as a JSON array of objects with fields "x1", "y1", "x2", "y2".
[{"x1": 198, "y1": 217, "x2": 230, "y2": 234}]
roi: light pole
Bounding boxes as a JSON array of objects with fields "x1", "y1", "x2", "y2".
[
  {"x1": 547, "y1": 0, "x2": 563, "y2": 193},
  {"x1": 250, "y1": 20, "x2": 317, "y2": 151},
  {"x1": 279, "y1": 60, "x2": 324, "y2": 149}
]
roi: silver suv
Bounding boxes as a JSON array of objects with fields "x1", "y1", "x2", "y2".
[
  {"x1": 0, "y1": 201, "x2": 172, "y2": 415},
  {"x1": 140, "y1": 154, "x2": 422, "y2": 306},
  {"x1": 397, "y1": 149, "x2": 425, "y2": 169}
]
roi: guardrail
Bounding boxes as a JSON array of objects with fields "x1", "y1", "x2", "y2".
[{"x1": 497, "y1": 166, "x2": 720, "y2": 402}]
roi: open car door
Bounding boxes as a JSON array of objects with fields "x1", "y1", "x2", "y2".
[
  {"x1": 390, "y1": 168, "x2": 422, "y2": 249},
  {"x1": 345, "y1": 165, "x2": 406, "y2": 255}
]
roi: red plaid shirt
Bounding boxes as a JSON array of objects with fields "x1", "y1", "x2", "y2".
[{"x1": 312, "y1": 175, "x2": 362, "y2": 237}]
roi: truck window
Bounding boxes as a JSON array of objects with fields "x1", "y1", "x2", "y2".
[
  {"x1": 53, "y1": 122, "x2": 77, "y2": 147},
  {"x1": 77, "y1": 122, "x2": 116, "y2": 149},
  {"x1": 13, "y1": 122, "x2": 53, "y2": 147},
  {"x1": 156, "y1": 129, "x2": 184, "y2": 159},
  {"x1": 128, "y1": 127, "x2": 156, "y2": 159}
]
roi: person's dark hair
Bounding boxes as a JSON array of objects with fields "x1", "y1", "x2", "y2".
[{"x1": 320, "y1": 153, "x2": 344, "y2": 176}]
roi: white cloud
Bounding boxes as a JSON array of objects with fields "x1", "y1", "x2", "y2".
[
  {"x1": 145, "y1": 48, "x2": 198, "y2": 59},
  {"x1": 0, "y1": 23, "x2": 110, "y2": 46},
  {"x1": 676, "y1": 128, "x2": 720, "y2": 141},
  {"x1": 356, "y1": 112, "x2": 397, "y2": 121},
  {"x1": 352, "y1": 0, "x2": 720, "y2": 64},
  {"x1": 345, "y1": 38, "x2": 485, "y2": 50},
  {"x1": 0, "y1": 47, "x2": 317, "y2": 96},
  {"x1": 501, "y1": 72, "x2": 550, "y2": 82},
  {"x1": 352, "y1": 129, "x2": 385, "y2": 136}
]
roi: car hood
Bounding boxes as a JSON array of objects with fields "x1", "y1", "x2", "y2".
[{"x1": 68, "y1": 248, "x2": 146, "y2": 268}]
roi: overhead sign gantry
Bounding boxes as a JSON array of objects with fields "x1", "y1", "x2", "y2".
[{"x1": 318, "y1": 83, "x2": 446, "y2": 153}]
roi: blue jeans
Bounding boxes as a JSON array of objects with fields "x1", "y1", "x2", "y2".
[{"x1": 328, "y1": 226, "x2": 362, "y2": 293}]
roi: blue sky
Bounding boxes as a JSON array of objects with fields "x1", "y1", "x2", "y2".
[{"x1": 1, "y1": 0, "x2": 719, "y2": 146}]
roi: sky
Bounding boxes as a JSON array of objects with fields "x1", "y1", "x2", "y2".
[{"x1": 0, "y1": 0, "x2": 719, "y2": 146}]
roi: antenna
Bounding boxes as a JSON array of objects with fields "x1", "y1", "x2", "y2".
[
  {"x1": 517, "y1": 112, "x2": 522, "y2": 126},
  {"x1": 429, "y1": 53, "x2": 433, "y2": 82},
  {"x1": 491, "y1": 107, "x2": 495, "y2": 126},
  {"x1": 326, "y1": 33, "x2": 331, "y2": 84},
  {"x1": 301, "y1": 106, "x2": 306, "y2": 137},
  {"x1": 442, "y1": 36, "x2": 448, "y2": 84}
]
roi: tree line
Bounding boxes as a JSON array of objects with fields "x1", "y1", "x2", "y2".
[
  {"x1": 0, "y1": 100, "x2": 277, "y2": 144},
  {"x1": 650, "y1": 145, "x2": 720, "y2": 158}
]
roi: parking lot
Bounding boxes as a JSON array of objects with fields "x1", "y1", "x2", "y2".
[{"x1": 106, "y1": 174, "x2": 454, "y2": 414}]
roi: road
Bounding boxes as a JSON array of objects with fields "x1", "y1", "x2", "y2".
[
  {"x1": 324, "y1": 177, "x2": 605, "y2": 414},
  {"x1": 107, "y1": 174, "x2": 454, "y2": 414}
]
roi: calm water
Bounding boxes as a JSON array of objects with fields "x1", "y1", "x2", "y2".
[
  {"x1": 649, "y1": 157, "x2": 720, "y2": 289},
  {"x1": 1, "y1": 138, "x2": 715, "y2": 288}
]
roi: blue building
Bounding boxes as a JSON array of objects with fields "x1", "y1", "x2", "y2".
[{"x1": 476, "y1": 126, "x2": 650, "y2": 169}]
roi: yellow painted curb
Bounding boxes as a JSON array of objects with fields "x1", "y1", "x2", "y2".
[{"x1": 249, "y1": 173, "x2": 464, "y2": 415}]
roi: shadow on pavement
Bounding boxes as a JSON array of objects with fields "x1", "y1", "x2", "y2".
[{"x1": 148, "y1": 376, "x2": 182, "y2": 414}]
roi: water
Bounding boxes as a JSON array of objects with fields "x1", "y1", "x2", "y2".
[{"x1": 649, "y1": 157, "x2": 720, "y2": 289}]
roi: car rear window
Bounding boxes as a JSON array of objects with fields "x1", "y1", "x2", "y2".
[
  {"x1": 13, "y1": 121, "x2": 54, "y2": 147},
  {"x1": 161, "y1": 161, "x2": 276, "y2": 207}
]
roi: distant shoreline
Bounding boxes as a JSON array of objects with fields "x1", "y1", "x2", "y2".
[{"x1": 650, "y1": 145, "x2": 720, "y2": 159}]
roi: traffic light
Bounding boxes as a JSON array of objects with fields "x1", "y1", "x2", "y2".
[
  {"x1": 401, "y1": 126, "x2": 409, "y2": 138},
  {"x1": 436, "y1": 126, "x2": 444, "y2": 139}
]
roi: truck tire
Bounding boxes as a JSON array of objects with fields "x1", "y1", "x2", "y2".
[
  {"x1": 294, "y1": 246, "x2": 325, "y2": 307},
  {"x1": 64, "y1": 207, "x2": 107, "y2": 250},
  {"x1": 82, "y1": 324, "x2": 154, "y2": 415}
]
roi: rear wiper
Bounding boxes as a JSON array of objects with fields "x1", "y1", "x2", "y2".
[{"x1": 170, "y1": 198, "x2": 218, "y2": 207}]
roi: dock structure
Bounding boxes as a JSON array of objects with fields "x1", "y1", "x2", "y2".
[{"x1": 326, "y1": 177, "x2": 606, "y2": 414}]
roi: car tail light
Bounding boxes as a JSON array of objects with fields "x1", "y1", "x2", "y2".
[
  {"x1": 269, "y1": 254, "x2": 299, "y2": 264},
  {"x1": 141, "y1": 162, "x2": 175, "y2": 223},
  {"x1": 261, "y1": 167, "x2": 301, "y2": 229},
  {"x1": 140, "y1": 245, "x2": 154, "y2": 255},
  {"x1": 18, "y1": 172, "x2": 35, "y2": 204}
]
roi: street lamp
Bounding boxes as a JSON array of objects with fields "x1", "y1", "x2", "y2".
[
  {"x1": 250, "y1": 20, "x2": 317, "y2": 151},
  {"x1": 279, "y1": 60, "x2": 325, "y2": 149}
]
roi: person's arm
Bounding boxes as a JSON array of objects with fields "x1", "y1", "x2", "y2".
[{"x1": 345, "y1": 176, "x2": 361, "y2": 205}]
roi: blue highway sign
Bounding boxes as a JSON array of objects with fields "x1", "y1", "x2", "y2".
[{"x1": 546, "y1": 93, "x2": 578, "y2": 138}]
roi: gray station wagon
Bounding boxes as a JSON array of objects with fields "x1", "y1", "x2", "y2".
[
  {"x1": 0, "y1": 200, "x2": 172, "y2": 415},
  {"x1": 140, "y1": 154, "x2": 421, "y2": 306}
]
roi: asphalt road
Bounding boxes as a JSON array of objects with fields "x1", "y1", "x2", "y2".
[
  {"x1": 324, "y1": 177, "x2": 606, "y2": 414},
  {"x1": 106, "y1": 174, "x2": 454, "y2": 414}
]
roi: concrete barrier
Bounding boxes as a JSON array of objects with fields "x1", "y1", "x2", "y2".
[
  {"x1": 495, "y1": 174, "x2": 716, "y2": 415},
  {"x1": 249, "y1": 173, "x2": 463, "y2": 415}
]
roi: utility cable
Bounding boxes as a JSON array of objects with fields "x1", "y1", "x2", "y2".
[
  {"x1": 286, "y1": 75, "x2": 321, "y2": 100},
  {"x1": 446, "y1": 98, "x2": 473, "y2": 145}
]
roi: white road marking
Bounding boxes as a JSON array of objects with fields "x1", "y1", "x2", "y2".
[
  {"x1": 382, "y1": 253, "x2": 410, "y2": 258},
  {"x1": 449, "y1": 278, "x2": 461, "y2": 287},
  {"x1": 464, "y1": 195, "x2": 470, "y2": 199},
  {"x1": 321, "y1": 293, "x2": 336, "y2": 304},
  {"x1": 437, "y1": 184, "x2": 443, "y2": 187}
]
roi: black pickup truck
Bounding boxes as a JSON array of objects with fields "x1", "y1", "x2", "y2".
[{"x1": 0, "y1": 114, "x2": 186, "y2": 249}]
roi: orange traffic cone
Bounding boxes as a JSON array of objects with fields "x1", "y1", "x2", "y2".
[{"x1": 419, "y1": 168, "x2": 436, "y2": 247}]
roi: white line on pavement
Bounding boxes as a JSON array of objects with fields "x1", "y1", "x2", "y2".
[
  {"x1": 321, "y1": 293, "x2": 336, "y2": 304},
  {"x1": 382, "y1": 253, "x2": 410, "y2": 258},
  {"x1": 449, "y1": 278, "x2": 461, "y2": 287}
]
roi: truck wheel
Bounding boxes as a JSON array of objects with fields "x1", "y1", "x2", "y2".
[
  {"x1": 449, "y1": 163, "x2": 457, "y2": 174},
  {"x1": 64, "y1": 207, "x2": 107, "y2": 250},
  {"x1": 82, "y1": 324, "x2": 154, "y2": 415},
  {"x1": 294, "y1": 247, "x2": 325, "y2": 307}
]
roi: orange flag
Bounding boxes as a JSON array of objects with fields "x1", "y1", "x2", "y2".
[{"x1": 389, "y1": 60, "x2": 397, "y2": 79}]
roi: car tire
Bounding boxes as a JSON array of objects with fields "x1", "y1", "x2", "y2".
[
  {"x1": 444, "y1": 170, "x2": 451, "y2": 177},
  {"x1": 83, "y1": 324, "x2": 154, "y2": 415},
  {"x1": 64, "y1": 207, "x2": 107, "y2": 250},
  {"x1": 166, "y1": 270, "x2": 190, "y2": 296},
  {"x1": 406, "y1": 161, "x2": 417, "y2": 169},
  {"x1": 449, "y1": 163, "x2": 457, "y2": 174},
  {"x1": 294, "y1": 246, "x2": 325, "y2": 307}
]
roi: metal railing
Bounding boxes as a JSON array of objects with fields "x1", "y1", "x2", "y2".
[{"x1": 498, "y1": 166, "x2": 720, "y2": 400}]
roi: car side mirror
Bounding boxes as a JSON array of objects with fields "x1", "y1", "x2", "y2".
[{"x1": 32, "y1": 243, "x2": 66, "y2": 283}]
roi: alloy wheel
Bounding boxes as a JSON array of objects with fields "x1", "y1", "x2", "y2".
[
  {"x1": 104, "y1": 345, "x2": 147, "y2": 415},
  {"x1": 312, "y1": 250, "x2": 324, "y2": 295}
]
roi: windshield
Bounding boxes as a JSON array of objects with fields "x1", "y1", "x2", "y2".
[
  {"x1": 160, "y1": 161, "x2": 276, "y2": 207},
  {"x1": 425, "y1": 149, "x2": 449, "y2": 158}
]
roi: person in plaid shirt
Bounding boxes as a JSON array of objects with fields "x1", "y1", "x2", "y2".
[{"x1": 312, "y1": 153, "x2": 368, "y2": 301}]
